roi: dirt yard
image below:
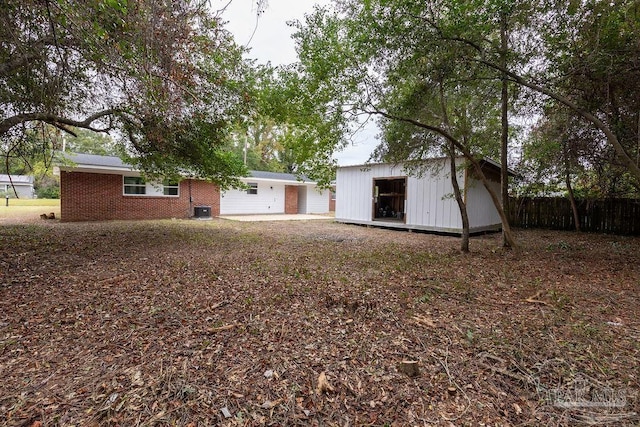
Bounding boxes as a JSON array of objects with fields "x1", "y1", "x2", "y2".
[{"x1": 0, "y1": 218, "x2": 638, "y2": 426}]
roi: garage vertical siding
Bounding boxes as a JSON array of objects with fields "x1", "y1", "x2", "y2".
[
  {"x1": 220, "y1": 182, "x2": 285, "y2": 215},
  {"x1": 336, "y1": 166, "x2": 373, "y2": 221},
  {"x1": 465, "y1": 176, "x2": 501, "y2": 229},
  {"x1": 404, "y1": 159, "x2": 464, "y2": 231},
  {"x1": 304, "y1": 186, "x2": 330, "y2": 214},
  {"x1": 337, "y1": 163, "x2": 408, "y2": 222},
  {"x1": 337, "y1": 160, "x2": 468, "y2": 232}
]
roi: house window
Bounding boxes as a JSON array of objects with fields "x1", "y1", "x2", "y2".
[
  {"x1": 123, "y1": 176, "x2": 181, "y2": 196},
  {"x1": 247, "y1": 182, "x2": 258, "y2": 195},
  {"x1": 330, "y1": 189, "x2": 336, "y2": 200},
  {"x1": 123, "y1": 176, "x2": 146, "y2": 195},
  {"x1": 163, "y1": 180, "x2": 179, "y2": 196}
]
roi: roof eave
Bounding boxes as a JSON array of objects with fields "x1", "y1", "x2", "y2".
[
  {"x1": 241, "y1": 176, "x2": 316, "y2": 185},
  {"x1": 58, "y1": 164, "x2": 139, "y2": 175}
]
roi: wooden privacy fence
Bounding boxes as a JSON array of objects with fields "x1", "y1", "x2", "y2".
[{"x1": 508, "y1": 197, "x2": 640, "y2": 235}]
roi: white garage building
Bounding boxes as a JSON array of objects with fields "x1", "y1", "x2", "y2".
[
  {"x1": 335, "y1": 158, "x2": 506, "y2": 234},
  {"x1": 219, "y1": 170, "x2": 331, "y2": 215}
]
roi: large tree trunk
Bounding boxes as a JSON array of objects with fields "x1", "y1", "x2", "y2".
[
  {"x1": 4, "y1": 151, "x2": 20, "y2": 198},
  {"x1": 468, "y1": 156, "x2": 517, "y2": 248},
  {"x1": 563, "y1": 143, "x2": 581, "y2": 232},
  {"x1": 449, "y1": 143, "x2": 470, "y2": 252},
  {"x1": 370, "y1": 108, "x2": 519, "y2": 248},
  {"x1": 438, "y1": 82, "x2": 470, "y2": 252},
  {"x1": 500, "y1": 13, "x2": 510, "y2": 247},
  {"x1": 565, "y1": 169, "x2": 580, "y2": 232}
]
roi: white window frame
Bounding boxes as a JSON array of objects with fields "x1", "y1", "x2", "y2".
[
  {"x1": 123, "y1": 176, "x2": 180, "y2": 197},
  {"x1": 162, "y1": 180, "x2": 180, "y2": 196},
  {"x1": 123, "y1": 176, "x2": 146, "y2": 195},
  {"x1": 246, "y1": 182, "x2": 258, "y2": 195}
]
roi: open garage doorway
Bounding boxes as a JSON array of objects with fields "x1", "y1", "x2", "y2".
[{"x1": 373, "y1": 177, "x2": 406, "y2": 222}]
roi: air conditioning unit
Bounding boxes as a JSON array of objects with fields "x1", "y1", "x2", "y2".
[{"x1": 193, "y1": 206, "x2": 212, "y2": 219}]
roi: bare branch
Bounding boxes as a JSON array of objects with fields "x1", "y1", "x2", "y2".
[
  {"x1": 0, "y1": 110, "x2": 122, "y2": 137},
  {"x1": 0, "y1": 36, "x2": 63, "y2": 77},
  {"x1": 418, "y1": 16, "x2": 640, "y2": 183}
]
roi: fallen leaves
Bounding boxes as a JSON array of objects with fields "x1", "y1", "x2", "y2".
[
  {"x1": 204, "y1": 323, "x2": 238, "y2": 333},
  {"x1": 260, "y1": 398, "x2": 284, "y2": 410},
  {"x1": 397, "y1": 360, "x2": 420, "y2": 377},
  {"x1": 0, "y1": 220, "x2": 638, "y2": 425},
  {"x1": 316, "y1": 371, "x2": 334, "y2": 395},
  {"x1": 412, "y1": 314, "x2": 437, "y2": 327}
]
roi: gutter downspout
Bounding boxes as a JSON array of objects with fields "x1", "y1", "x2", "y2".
[{"x1": 188, "y1": 179, "x2": 193, "y2": 218}]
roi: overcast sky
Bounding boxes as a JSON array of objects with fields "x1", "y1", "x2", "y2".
[{"x1": 216, "y1": 0, "x2": 377, "y2": 166}]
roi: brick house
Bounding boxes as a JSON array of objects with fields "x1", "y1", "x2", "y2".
[{"x1": 57, "y1": 153, "x2": 330, "y2": 222}]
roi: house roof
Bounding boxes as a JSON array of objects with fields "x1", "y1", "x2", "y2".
[
  {"x1": 61, "y1": 152, "x2": 129, "y2": 169},
  {"x1": 0, "y1": 174, "x2": 34, "y2": 184},
  {"x1": 57, "y1": 152, "x2": 315, "y2": 184}
]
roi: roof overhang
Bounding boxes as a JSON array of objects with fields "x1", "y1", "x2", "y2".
[
  {"x1": 56, "y1": 153, "x2": 319, "y2": 185},
  {"x1": 478, "y1": 158, "x2": 518, "y2": 177},
  {"x1": 339, "y1": 156, "x2": 517, "y2": 177},
  {"x1": 240, "y1": 176, "x2": 316, "y2": 186},
  {"x1": 57, "y1": 164, "x2": 139, "y2": 175}
]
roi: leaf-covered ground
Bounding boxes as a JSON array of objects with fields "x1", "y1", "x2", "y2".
[{"x1": 1, "y1": 218, "x2": 638, "y2": 426}]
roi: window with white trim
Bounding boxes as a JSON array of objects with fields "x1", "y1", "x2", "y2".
[
  {"x1": 123, "y1": 176, "x2": 180, "y2": 197},
  {"x1": 246, "y1": 182, "x2": 258, "y2": 195},
  {"x1": 123, "y1": 176, "x2": 146, "y2": 195},
  {"x1": 163, "y1": 180, "x2": 179, "y2": 196}
]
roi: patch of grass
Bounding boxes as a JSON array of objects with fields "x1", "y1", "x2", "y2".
[
  {"x1": 0, "y1": 199, "x2": 60, "y2": 221},
  {"x1": 452, "y1": 279, "x2": 476, "y2": 302},
  {"x1": 571, "y1": 321, "x2": 602, "y2": 339},
  {"x1": 415, "y1": 292, "x2": 432, "y2": 304},
  {"x1": 5, "y1": 198, "x2": 60, "y2": 207},
  {"x1": 465, "y1": 329, "x2": 475, "y2": 344},
  {"x1": 548, "y1": 289, "x2": 571, "y2": 310},
  {"x1": 609, "y1": 240, "x2": 632, "y2": 252},
  {"x1": 546, "y1": 240, "x2": 571, "y2": 251}
]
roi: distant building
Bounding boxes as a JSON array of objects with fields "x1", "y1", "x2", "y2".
[{"x1": 0, "y1": 174, "x2": 34, "y2": 199}]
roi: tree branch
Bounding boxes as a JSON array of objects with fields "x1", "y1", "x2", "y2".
[
  {"x1": 0, "y1": 110, "x2": 122, "y2": 137},
  {"x1": 0, "y1": 35, "x2": 75, "y2": 77},
  {"x1": 0, "y1": 51, "x2": 45, "y2": 77},
  {"x1": 420, "y1": 16, "x2": 640, "y2": 183},
  {"x1": 473, "y1": 56, "x2": 640, "y2": 181}
]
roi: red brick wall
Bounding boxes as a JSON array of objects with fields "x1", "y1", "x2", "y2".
[
  {"x1": 284, "y1": 185, "x2": 298, "y2": 214},
  {"x1": 60, "y1": 171, "x2": 220, "y2": 222}
]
